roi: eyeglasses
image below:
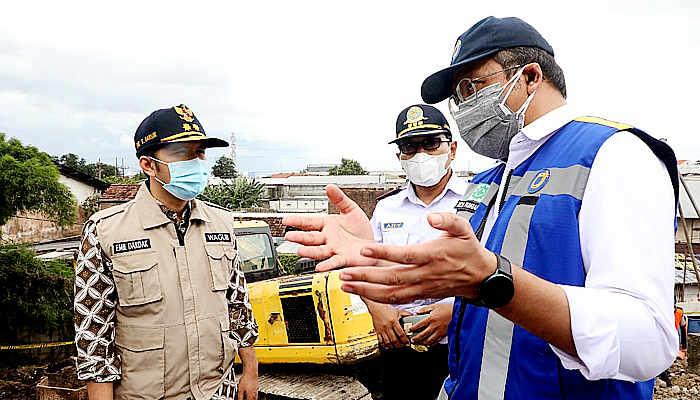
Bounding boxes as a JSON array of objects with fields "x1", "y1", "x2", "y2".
[
  {"x1": 397, "y1": 137, "x2": 451, "y2": 155},
  {"x1": 452, "y1": 64, "x2": 524, "y2": 105}
]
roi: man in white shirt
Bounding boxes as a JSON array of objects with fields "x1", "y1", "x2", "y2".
[
  {"x1": 283, "y1": 16, "x2": 679, "y2": 400},
  {"x1": 368, "y1": 104, "x2": 466, "y2": 400}
]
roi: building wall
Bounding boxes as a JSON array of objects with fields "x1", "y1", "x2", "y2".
[
  {"x1": 1, "y1": 209, "x2": 87, "y2": 243},
  {"x1": 59, "y1": 175, "x2": 102, "y2": 204},
  {"x1": 329, "y1": 187, "x2": 400, "y2": 218}
]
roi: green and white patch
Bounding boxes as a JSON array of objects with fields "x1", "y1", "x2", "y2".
[{"x1": 467, "y1": 183, "x2": 490, "y2": 202}]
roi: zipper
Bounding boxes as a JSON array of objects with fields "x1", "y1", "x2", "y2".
[{"x1": 499, "y1": 169, "x2": 514, "y2": 214}]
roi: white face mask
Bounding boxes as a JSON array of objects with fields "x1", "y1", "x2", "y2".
[{"x1": 400, "y1": 151, "x2": 450, "y2": 187}]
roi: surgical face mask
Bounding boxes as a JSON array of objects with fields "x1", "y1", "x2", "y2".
[
  {"x1": 400, "y1": 151, "x2": 450, "y2": 187},
  {"x1": 449, "y1": 67, "x2": 535, "y2": 160},
  {"x1": 149, "y1": 156, "x2": 209, "y2": 201}
]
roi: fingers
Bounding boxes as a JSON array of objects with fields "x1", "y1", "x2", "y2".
[
  {"x1": 340, "y1": 264, "x2": 424, "y2": 287},
  {"x1": 297, "y1": 244, "x2": 333, "y2": 260},
  {"x1": 340, "y1": 281, "x2": 423, "y2": 304},
  {"x1": 360, "y1": 242, "x2": 440, "y2": 267},
  {"x1": 282, "y1": 214, "x2": 326, "y2": 231},
  {"x1": 325, "y1": 185, "x2": 359, "y2": 215},
  {"x1": 285, "y1": 230, "x2": 326, "y2": 246},
  {"x1": 392, "y1": 320, "x2": 411, "y2": 346},
  {"x1": 427, "y1": 212, "x2": 475, "y2": 239}
]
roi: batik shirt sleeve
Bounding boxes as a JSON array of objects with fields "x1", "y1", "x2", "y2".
[
  {"x1": 73, "y1": 220, "x2": 121, "y2": 382},
  {"x1": 228, "y1": 237, "x2": 259, "y2": 347}
]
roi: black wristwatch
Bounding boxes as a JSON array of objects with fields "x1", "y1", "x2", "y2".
[{"x1": 465, "y1": 253, "x2": 515, "y2": 309}]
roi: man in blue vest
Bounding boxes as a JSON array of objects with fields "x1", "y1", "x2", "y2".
[{"x1": 283, "y1": 16, "x2": 679, "y2": 400}]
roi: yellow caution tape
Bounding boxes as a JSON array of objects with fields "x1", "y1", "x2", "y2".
[{"x1": 0, "y1": 341, "x2": 75, "y2": 350}]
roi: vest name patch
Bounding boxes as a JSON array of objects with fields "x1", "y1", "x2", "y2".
[
  {"x1": 205, "y1": 232, "x2": 232, "y2": 242},
  {"x1": 383, "y1": 222, "x2": 403, "y2": 229},
  {"x1": 455, "y1": 200, "x2": 479, "y2": 213},
  {"x1": 114, "y1": 238, "x2": 151, "y2": 254}
]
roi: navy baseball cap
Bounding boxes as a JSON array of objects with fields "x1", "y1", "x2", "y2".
[
  {"x1": 134, "y1": 104, "x2": 228, "y2": 157},
  {"x1": 421, "y1": 16, "x2": 554, "y2": 104},
  {"x1": 390, "y1": 104, "x2": 451, "y2": 144}
]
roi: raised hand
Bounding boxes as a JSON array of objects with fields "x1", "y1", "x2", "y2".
[
  {"x1": 282, "y1": 184, "x2": 378, "y2": 271},
  {"x1": 338, "y1": 212, "x2": 497, "y2": 304}
]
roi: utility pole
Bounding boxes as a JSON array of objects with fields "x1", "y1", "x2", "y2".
[
  {"x1": 230, "y1": 131, "x2": 237, "y2": 168},
  {"x1": 97, "y1": 158, "x2": 102, "y2": 179},
  {"x1": 115, "y1": 158, "x2": 119, "y2": 178}
]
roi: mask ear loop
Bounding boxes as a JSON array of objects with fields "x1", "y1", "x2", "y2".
[
  {"x1": 500, "y1": 66, "x2": 526, "y2": 107},
  {"x1": 147, "y1": 156, "x2": 169, "y2": 186}
]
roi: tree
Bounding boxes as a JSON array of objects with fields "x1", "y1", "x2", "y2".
[
  {"x1": 0, "y1": 133, "x2": 76, "y2": 227},
  {"x1": 199, "y1": 177, "x2": 263, "y2": 209},
  {"x1": 53, "y1": 153, "x2": 118, "y2": 179},
  {"x1": 328, "y1": 158, "x2": 368, "y2": 175},
  {"x1": 211, "y1": 156, "x2": 237, "y2": 179}
]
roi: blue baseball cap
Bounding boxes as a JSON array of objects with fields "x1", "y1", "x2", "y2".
[{"x1": 421, "y1": 16, "x2": 554, "y2": 104}]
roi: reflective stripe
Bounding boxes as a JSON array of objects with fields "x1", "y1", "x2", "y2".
[
  {"x1": 477, "y1": 190, "x2": 538, "y2": 400},
  {"x1": 512, "y1": 165, "x2": 590, "y2": 199},
  {"x1": 478, "y1": 312, "x2": 515, "y2": 400}
]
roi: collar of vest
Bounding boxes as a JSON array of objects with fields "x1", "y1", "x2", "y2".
[{"x1": 134, "y1": 183, "x2": 211, "y2": 229}]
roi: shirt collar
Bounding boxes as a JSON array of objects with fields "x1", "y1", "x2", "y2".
[
  {"x1": 405, "y1": 170, "x2": 467, "y2": 206},
  {"x1": 519, "y1": 103, "x2": 579, "y2": 142}
]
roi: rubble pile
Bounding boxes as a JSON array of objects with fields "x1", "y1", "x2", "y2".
[{"x1": 654, "y1": 358, "x2": 700, "y2": 400}]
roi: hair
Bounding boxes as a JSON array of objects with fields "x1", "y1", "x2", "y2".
[
  {"x1": 138, "y1": 144, "x2": 164, "y2": 172},
  {"x1": 492, "y1": 47, "x2": 567, "y2": 99}
]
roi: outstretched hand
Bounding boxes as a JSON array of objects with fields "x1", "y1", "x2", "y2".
[
  {"x1": 338, "y1": 212, "x2": 497, "y2": 304},
  {"x1": 282, "y1": 184, "x2": 377, "y2": 271}
]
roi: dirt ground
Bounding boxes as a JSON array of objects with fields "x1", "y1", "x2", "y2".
[
  {"x1": 1, "y1": 357, "x2": 698, "y2": 400},
  {"x1": 654, "y1": 358, "x2": 700, "y2": 400},
  {"x1": 0, "y1": 359, "x2": 82, "y2": 400}
]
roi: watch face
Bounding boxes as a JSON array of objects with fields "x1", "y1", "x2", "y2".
[{"x1": 479, "y1": 273, "x2": 515, "y2": 309}]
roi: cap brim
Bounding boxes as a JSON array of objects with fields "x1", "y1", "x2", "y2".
[
  {"x1": 166, "y1": 136, "x2": 229, "y2": 148},
  {"x1": 421, "y1": 50, "x2": 502, "y2": 104},
  {"x1": 388, "y1": 129, "x2": 450, "y2": 144}
]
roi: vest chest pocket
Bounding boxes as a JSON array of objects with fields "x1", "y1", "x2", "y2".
[
  {"x1": 111, "y1": 250, "x2": 163, "y2": 307},
  {"x1": 205, "y1": 244, "x2": 236, "y2": 291}
]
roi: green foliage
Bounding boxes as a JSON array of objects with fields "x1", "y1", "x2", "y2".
[
  {"x1": 277, "y1": 253, "x2": 300, "y2": 275},
  {"x1": 199, "y1": 177, "x2": 263, "y2": 209},
  {"x1": 0, "y1": 133, "x2": 76, "y2": 227},
  {"x1": 0, "y1": 244, "x2": 74, "y2": 343},
  {"x1": 328, "y1": 158, "x2": 368, "y2": 175},
  {"x1": 53, "y1": 153, "x2": 118, "y2": 179},
  {"x1": 81, "y1": 194, "x2": 100, "y2": 217},
  {"x1": 211, "y1": 156, "x2": 237, "y2": 179},
  {"x1": 102, "y1": 173, "x2": 146, "y2": 184}
]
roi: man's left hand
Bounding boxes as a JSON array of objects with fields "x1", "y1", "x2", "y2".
[
  {"x1": 237, "y1": 370, "x2": 258, "y2": 400},
  {"x1": 409, "y1": 303, "x2": 452, "y2": 347}
]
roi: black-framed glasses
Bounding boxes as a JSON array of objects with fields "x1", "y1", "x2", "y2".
[
  {"x1": 397, "y1": 137, "x2": 451, "y2": 155},
  {"x1": 452, "y1": 64, "x2": 524, "y2": 105}
]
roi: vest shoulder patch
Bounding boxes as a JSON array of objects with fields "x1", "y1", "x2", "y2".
[{"x1": 575, "y1": 116, "x2": 632, "y2": 131}]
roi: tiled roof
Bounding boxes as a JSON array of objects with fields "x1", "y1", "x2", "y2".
[{"x1": 100, "y1": 184, "x2": 140, "y2": 202}]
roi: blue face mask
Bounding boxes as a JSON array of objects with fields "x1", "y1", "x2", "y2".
[{"x1": 149, "y1": 156, "x2": 209, "y2": 201}]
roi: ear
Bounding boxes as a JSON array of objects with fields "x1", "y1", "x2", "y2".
[
  {"x1": 139, "y1": 156, "x2": 157, "y2": 178},
  {"x1": 523, "y1": 63, "x2": 544, "y2": 95},
  {"x1": 450, "y1": 140, "x2": 457, "y2": 160}
]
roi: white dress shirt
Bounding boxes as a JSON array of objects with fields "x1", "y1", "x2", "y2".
[
  {"x1": 371, "y1": 171, "x2": 467, "y2": 345},
  {"x1": 481, "y1": 104, "x2": 678, "y2": 382}
]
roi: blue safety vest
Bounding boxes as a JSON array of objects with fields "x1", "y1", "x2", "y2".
[{"x1": 445, "y1": 117, "x2": 678, "y2": 400}]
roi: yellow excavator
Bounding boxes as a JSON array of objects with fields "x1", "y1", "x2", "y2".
[{"x1": 233, "y1": 220, "x2": 379, "y2": 400}]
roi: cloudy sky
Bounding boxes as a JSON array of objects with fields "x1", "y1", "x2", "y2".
[{"x1": 1, "y1": 0, "x2": 698, "y2": 177}]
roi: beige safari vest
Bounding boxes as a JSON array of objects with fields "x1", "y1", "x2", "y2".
[{"x1": 90, "y1": 184, "x2": 238, "y2": 400}]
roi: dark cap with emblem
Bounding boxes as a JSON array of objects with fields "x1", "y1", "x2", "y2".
[
  {"x1": 390, "y1": 104, "x2": 451, "y2": 144},
  {"x1": 421, "y1": 16, "x2": 554, "y2": 105},
  {"x1": 134, "y1": 104, "x2": 229, "y2": 157}
]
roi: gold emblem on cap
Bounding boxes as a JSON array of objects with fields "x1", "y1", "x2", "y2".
[
  {"x1": 174, "y1": 104, "x2": 195, "y2": 123},
  {"x1": 404, "y1": 106, "x2": 428, "y2": 126},
  {"x1": 452, "y1": 39, "x2": 462, "y2": 62}
]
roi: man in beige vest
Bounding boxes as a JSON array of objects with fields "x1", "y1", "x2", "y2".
[{"x1": 73, "y1": 104, "x2": 259, "y2": 400}]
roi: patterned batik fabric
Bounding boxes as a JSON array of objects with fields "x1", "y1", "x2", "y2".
[{"x1": 73, "y1": 203, "x2": 258, "y2": 394}]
